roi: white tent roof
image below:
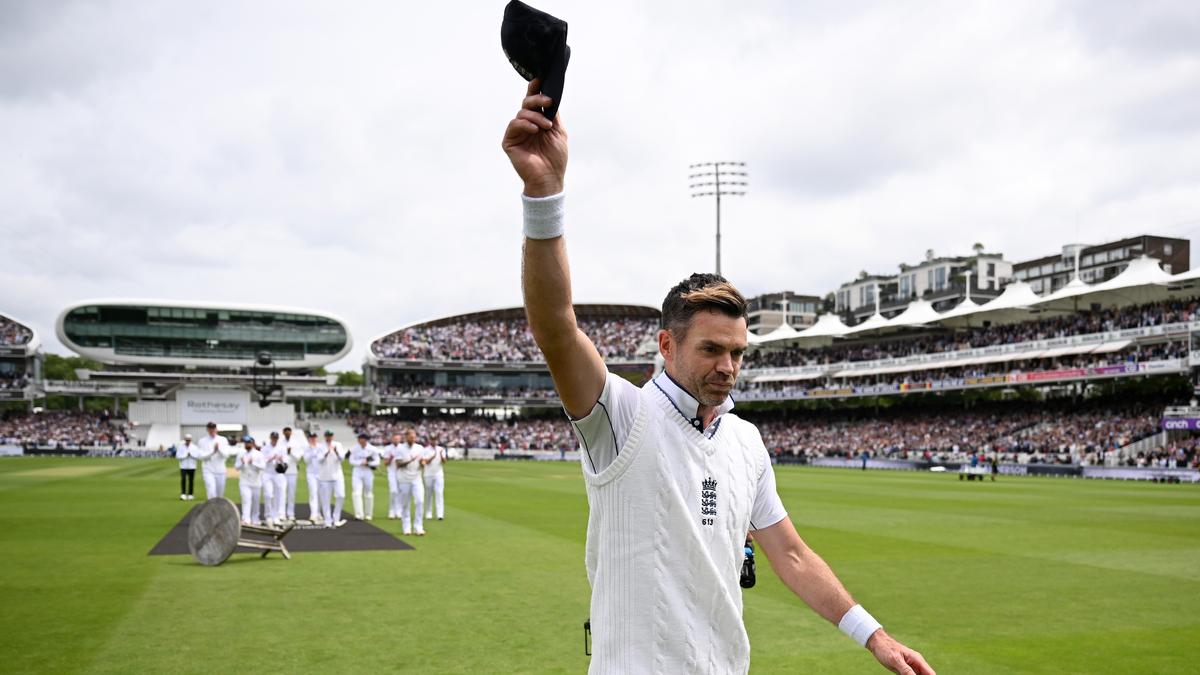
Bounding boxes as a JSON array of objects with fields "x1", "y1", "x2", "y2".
[
  {"x1": 799, "y1": 313, "x2": 851, "y2": 338},
  {"x1": 1036, "y1": 275, "x2": 1094, "y2": 305},
  {"x1": 845, "y1": 312, "x2": 892, "y2": 335},
  {"x1": 883, "y1": 298, "x2": 942, "y2": 328},
  {"x1": 1088, "y1": 255, "x2": 1172, "y2": 292},
  {"x1": 1169, "y1": 264, "x2": 1200, "y2": 285},
  {"x1": 975, "y1": 280, "x2": 1043, "y2": 311},
  {"x1": 758, "y1": 313, "x2": 850, "y2": 345},
  {"x1": 938, "y1": 295, "x2": 982, "y2": 320},
  {"x1": 759, "y1": 321, "x2": 801, "y2": 341}
]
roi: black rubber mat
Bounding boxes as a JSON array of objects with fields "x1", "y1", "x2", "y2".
[{"x1": 149, "y1": 504, "x2": 414, "y2": 555}]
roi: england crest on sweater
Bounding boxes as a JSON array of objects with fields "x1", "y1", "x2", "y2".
[{"x1": 700, "y1": 477, "x2": 717, "y2": 525}]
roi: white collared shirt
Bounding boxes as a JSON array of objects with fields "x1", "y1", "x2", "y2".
[
  {"x1": 349, "y1": 442, "x2": 380, "y2": 470},
  {"x1": 571, "y1": 370, "x2": 732, "y2": 474},
  {"x1": 395, "y1": 443, "x2": 424, "y2": 482},
  {"x1": 197, "y1": 433, "x2": 231, "y2": 474},
  {"x1": 235, "y1": 447, "x2": 267, "y2": 487},
  {"x1": 570, "y1": 370, "x2": 786, "y2": 531},
  {"x1": 317, "y1": 441, "x2": 346, "y2": 481},
  {"x1": 175, "y1": 441, "x2": 199, "y2": 469}
]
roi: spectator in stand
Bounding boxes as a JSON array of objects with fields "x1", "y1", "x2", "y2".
[
  {"x1": 744, "y1": 296, "x2": 1200, "y2": 370},
  {"x1": 371, "y1": 317, "x2": 657, "y2": 362},
  {"x1": 738, "y1": 342, "x2": 1189, "y2": 400},
  {"x1": 750, "y1": 401, "x2": 1161, "y2": 466},
  {"x1": 0, "y1": 411, "x2": 127, "y2": 448},
  {"x1": 0, "y1": 316, "x2": 33, "y2": 347}
]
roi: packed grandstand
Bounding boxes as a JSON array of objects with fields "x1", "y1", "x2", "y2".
[
  {"x1": 370, "y1": 310, "x2": 658, "y2": 362},
  {"x1": 5, "y1": 255, "x2": 1200, "y2": 476},
  {"x1": 0, "y1": 316, "x2": 33, "y2": 347}
]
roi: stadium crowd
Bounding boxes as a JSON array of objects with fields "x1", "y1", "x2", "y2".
[
  {"x1": 749, "y1": 401, "x2": 1166, "y2": 466},
  {"x1": 738, "y1": 342, "x2": 1188, "y2": 400},
  {"x1": 0, "y1": 316, "x2": 33, "y2": 346},
  {"x1": 0, "y1": 373, "x2": 29, "y2": 390},
  {"x1": 0, "y1": 411, "x2": 129, "y2": 448},
  {"x1": 375, "y1": 384, "x2": 558, "y2": 399},
  {"x1": 348, "y1": 413, "x2": 575, "y2": 452},
  {"x1": 372, "y1": 317, "x2": 657, "y2": 362},
  {"x1": 745, "y1": 297, "x2": 1200, "y2": 369}
]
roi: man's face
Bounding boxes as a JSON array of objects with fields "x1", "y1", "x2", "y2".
[
  {"x1": 283, "y1": 430, "x2": 291, "y2": 439},
  {"x1": 406, "y1": 430, "x2": 416, "y2": 445},
  {"x1": 392, "y1": 434, "x2": 402, "y2": 445},
  {"x1": 659, "y1": 309, "x2": 747, "y2": 408}
]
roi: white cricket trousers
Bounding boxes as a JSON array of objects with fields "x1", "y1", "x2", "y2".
[
  {"x1": 351, "y1": 467, "x2": 375, "y2": 519},
  {"x1": 203, "y1": 471, "x2": 226, "y2": 500},
  {"x1": 269, "y1": 473, "x2": 287, "y2": 521},
  {"x1": 398, "y1": 479, "x2": 424, "y2": 533},
  {"x1": 259, "y1": 474, "x2": 275, "y2": 522},
  {"x1": 284, "y1": 474, "x2": 298, "y2": 519},
  {"x1": 424, "y1": 474, "x2": 445, "y2": 519},
  {"x1": 319, "y1": 478, "x2": 345, "y2": 525},
  {"x1": 387, "y1": 470, "x2": 400, "y2": 517},
  {"x1": 306, "y1": 470, "x2": 320, "y2": 520},
  {"x1": 239, "y1": 484, "x2": 262, "y2": 524}
]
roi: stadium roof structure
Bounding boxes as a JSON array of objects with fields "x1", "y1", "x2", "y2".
[
  {"x1": 844, "y1": 311, "x2": 894, "y2": 335},
  {"x1": 881, "y1": 298, "x2": 942, "y2": 329},
  {"x1": 0, "y1": 310, "x2": 41, "y2": 356},
  {"x1": 935, "y1": 280, "x2": 1044, "y2": 327},
  {"x1": 56, "y1": 299, "x2": 352, "y2": 369},
  {"x1": 367, "y1": 302, "x2": 661, "y2": 364}
]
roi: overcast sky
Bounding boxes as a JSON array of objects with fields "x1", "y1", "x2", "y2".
[{"x1": 3, "y1": 0, "x2": 1200, "y2": 370}]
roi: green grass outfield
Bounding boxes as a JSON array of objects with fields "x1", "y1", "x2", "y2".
[{"x1": 0, "y1": 458, "x2": 1198, "y2": 674}]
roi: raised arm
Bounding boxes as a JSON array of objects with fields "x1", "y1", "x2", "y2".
[{"x1": 502, "y1": 79, "x2": 605, "y2": 419}]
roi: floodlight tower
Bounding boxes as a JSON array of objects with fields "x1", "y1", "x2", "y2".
[{"x1": 689, "y1": 161, "x2": 747, "y2": 277}]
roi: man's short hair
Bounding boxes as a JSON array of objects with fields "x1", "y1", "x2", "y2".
[{"x1": 661, "y1": 273, "x2": 748, "y2": 338}]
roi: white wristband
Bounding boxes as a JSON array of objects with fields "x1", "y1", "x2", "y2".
[
  {"x1": 838, "y1": 604, "x2": 883, "y2": 648},
  {"x1": 522, "y1": 192, "x2": 565, "y2": 239}
]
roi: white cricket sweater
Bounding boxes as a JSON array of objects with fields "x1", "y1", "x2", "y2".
[{"x1": 583, "y1": 380, "x2": 769, "y2": 674}]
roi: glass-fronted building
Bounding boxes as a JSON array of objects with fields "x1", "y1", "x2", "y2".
[{"x1": 56, "y1": 301, "x2": 351, "y2": 369}]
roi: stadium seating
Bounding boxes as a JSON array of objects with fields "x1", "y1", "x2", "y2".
[
  {"x1": 0, "y1": 316, "x2": 33, "y2": 347},
  {"x1": 371, "y1": 317, "x2": 657, "y2": 362},
  {"x1": 744, "y1": 296, "x2": 1199, "y2": 369},
  {"x1": 0, "y1": 411, "x2": 129, "y2": 448}
]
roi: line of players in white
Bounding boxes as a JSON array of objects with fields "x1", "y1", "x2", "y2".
[{"x1": 173, "y1": 422, "x2": 447, "y2": 535}]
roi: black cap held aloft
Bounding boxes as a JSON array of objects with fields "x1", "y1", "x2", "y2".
[{"x1": 501, "y1": 0, "x2": 570, "y2": 120}]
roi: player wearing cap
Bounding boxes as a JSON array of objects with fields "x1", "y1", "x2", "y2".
[
  {"x1": 234, "y1": 436, "x2": 266, "y2": 526},
  {"x1": 175, "y1": 433, "x2": 199, "y2": 501},
  {"x1": 260, "y1": 431, "x2": 287, "y2": 526},
  {"x1": 317, "y1": 430, "x2": 347, "y2": 528},
  {"x1": 422, "y1": 436, "x2": 448, "y2": 521},
  {"x1": 503, "y1": 74, "x2": 934, "y2": 674},
  {"x1": 394, "y1": 427, "x2": 425, "y2": 536},
  {"x1": 349, "y1": 432, "x2": 381, "y2": 520},
  {"x1": 382, "y1": 432, "x2": 403, "y2": 519},
  {"x1": 197, "y1": 422, "x2": 233, "y2": 499},
  {"x1": 280, "y1": 426, "x2": 303, "y2": 521},
  {"x1": 302, "y1": 431, "x2": 323, "y2": 524}
]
